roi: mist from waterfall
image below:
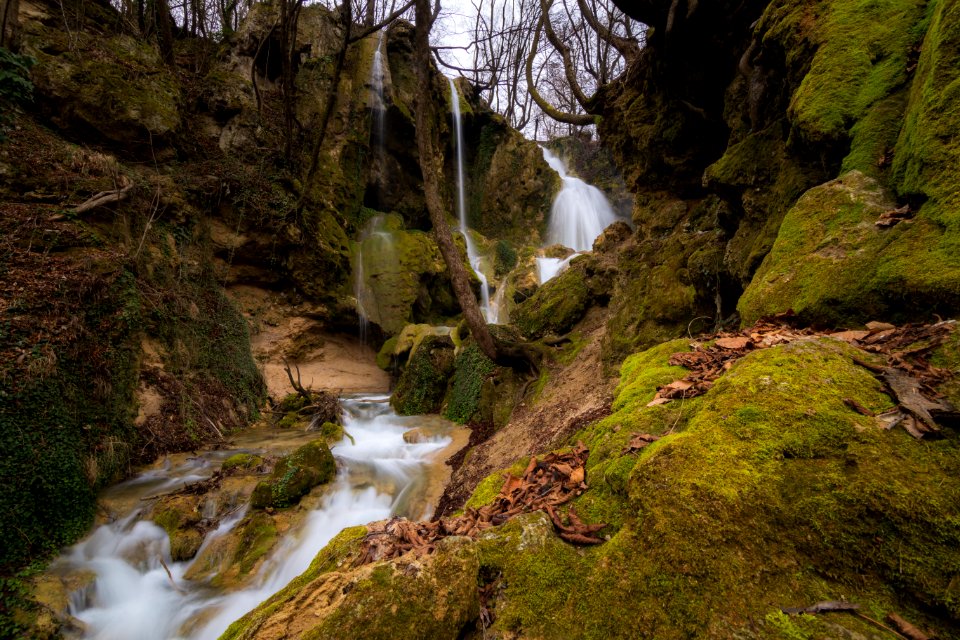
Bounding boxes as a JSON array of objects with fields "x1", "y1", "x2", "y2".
[{"x1": 448, "y1": 78, "x2": 494, "y2": 323}]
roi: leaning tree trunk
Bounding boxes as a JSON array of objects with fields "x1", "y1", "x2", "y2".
[
  {"x1": 1, "y1": 0, "x2": 20, "y2": 49},
  {"x1": 412, "y1": 0, "x2": 498, "y2": 363}
]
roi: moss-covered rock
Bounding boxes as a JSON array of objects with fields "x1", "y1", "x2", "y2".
[
  {"x1": 456, "y1": 337, "x2": 960, "y2": 638},
  {"x1": 250, "y1": 440, "x2": 336, "y2": 509},
  {"x1": 390, "y1": 334, "x2": 455, "y2": 416},
  {"x1": 442, "y1": 342, "x2": 496, "y2": 425},
  {"x1": 220, "y1": 529, "x2": 479, "y2": 640},
  {"x1": 739, "y1": 170, "x2": 960, "y2": 325},
  {"x1": 513, "y1": 258, "x2": 592, "y2": 339},
  {"x1": 23, "y1": 29, "x2": 181, "y2": 148},
  {"x1": 222, "y1": 453, "x2": 264, "y2": 473},
  {"x1": 354, "y1": 215, "x2": 458, "y2": 334},
  {"x1": 152, "y1": 495, "x2": 205, "y2": 561}
]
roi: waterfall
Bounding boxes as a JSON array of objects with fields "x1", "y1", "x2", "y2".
[
  {"x1": 369, "y1": 31, "x2": 386, "y2": 147},
  {"x1": 537, "y1": 146, "x2": 617, "y2": 283},
  {"x1": 448, "y1": 78, "x2": 494, "y2": 323},
  {"x1": 354, "y1": 215, "x2": 398, "y2": 340},
  {"x1": 53, "y1": 396, "x2": 459, "y2": 640}
]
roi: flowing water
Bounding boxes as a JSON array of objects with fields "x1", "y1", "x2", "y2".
[
  {"x1": 537, "y1": 147, "x2": 618, "y2": 283},
  {"x1": 50, "y1": 396, "x2": 463, "y2": 640},
  {"x1": 369, "y1": 31, "x2": 386, "y2": 148},
  {"x1": 448, "y1": 78, "x2": 495, "y2": 323},
  {"x1": 354, "y1": 215, "x2": 398, "y2": 343}
]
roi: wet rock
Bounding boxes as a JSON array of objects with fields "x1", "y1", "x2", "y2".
[{"x1": 250, "y1": 440, "x2": 336, "y2": 509}]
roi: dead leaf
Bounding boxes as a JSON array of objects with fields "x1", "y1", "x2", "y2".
[
  {"x1": 714, "y1": 336, "x2": 751, "y2": 349},
  {"x1": 866, "y1": 321, "x2": 897, "y2": 333}
]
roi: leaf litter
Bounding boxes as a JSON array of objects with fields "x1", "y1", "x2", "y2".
[
  {"x1": 355, "y1": 442, "x2": 606, "y2": 566},
  {"x1": 647, "y1": 315, "x2": 958, "y2": 439}
]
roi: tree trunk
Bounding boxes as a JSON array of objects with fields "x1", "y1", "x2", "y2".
[
  {"x1": 1, "y1": 0, "x2": 20, "y2": 49},
  {"x1": 412, "y1": 0, "x2": 498, "y2": 363}
]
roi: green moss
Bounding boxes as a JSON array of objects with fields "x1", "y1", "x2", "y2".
[
  {"x1": 788, "y1": 0, "x2": 925, "y2": 150},
  {"x1": 222, "y1": 453, "x2": 263, "y2": 472},
  {"x1": 376, "y1": 336, "x2": 398, "y2": 370},
  {"x1": 318, "y1": 421, "x2": 344, "y2": 442},
  {"x1": 442, "y1": 342, "x2": 495, "y2": 424},
  {"x1": 390, "y1": 335, "x2": 455, "y2": 416},
  {"x1": 234, "y1": 512, "x2": 278, "y2": 576},
  {"x1": 221, "y1": 534, "x2": 479, "y2": 640},
  {"x1": 463, "y1": 458, "x2": 529, "y2": 510},
  {"x1": 513, "y1": 263, "x2": 590, "y2": 339},
  {"x1": 739, "y1": 170, "x2": 960, "y2": 325},
  {"x1": 454, "y1": 338, "x2": 960, "y2": 637},
  {"x1": 250, "y1": 440, "x2": 336, "y2": 509}
]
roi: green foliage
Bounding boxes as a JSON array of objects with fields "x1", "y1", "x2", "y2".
[
  {"x1": 443, "y1": 343, "x2": 495, "y2": 424},
  {"x1": 0, "y1": 47, "x2": 35, "y2": 115},
  {"x1": 0, "y1": 269, "x2": 142, "y2": 574},
  {"x1": 390, "y1": 336, "x2": 455, "y2": 416}
]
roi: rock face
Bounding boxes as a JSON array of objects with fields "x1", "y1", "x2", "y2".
[{"x1": 591, "y1": 0, "x2": 960, "y2": 361}]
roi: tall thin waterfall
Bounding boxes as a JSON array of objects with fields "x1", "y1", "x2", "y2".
[
  {"x1": 537, "y1": 147, "x2": 617, "y2": 283},
  {"x1": 369, "y1": 31, "x2": 386, "y2": 147},
  {"x1": 448, "y1": 78, "x2": 494, "y2": 323}
]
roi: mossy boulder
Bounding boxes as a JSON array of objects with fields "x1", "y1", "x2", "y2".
[
  {"x1": 250, "y1": 440, "x2": 336, "y2": 509},
  {"x1": 458, "y1": 337, "x2": 960, "y2": 637},
  {"x1": 152, "y1": 495, "x2": 205, "y2": 561},
  {"x1": 390, "y1": 334, "x2": 456, "y2": 416},
  {"x1": 222, "y1": 453, "x2": 264, "y2": 473},
  {"x1": 23, "y1": 30, "x2": 181, "y2": 148},
  {"x1": 739, "y1": 170, "x2": 960, "y2": 325},
  {"x1": 220, "y1": 530, "x2": 479, "y2": 640},
  {"x1": 513, "y1": 258, "x2": 592, "y2": 339},
  {"x1": 184, "y1": 510, "x2": 280, "y2": 588}
]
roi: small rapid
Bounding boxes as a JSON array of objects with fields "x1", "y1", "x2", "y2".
[
  {"x1": 51, "y1": 396, "x2": 460, "y2": 640},
  {"x1": 537, "y1": 147, "x2": 618, "y2": 283}
]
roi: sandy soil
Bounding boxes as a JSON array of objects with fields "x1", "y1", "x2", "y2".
[
  {"x1": 438, "y1": 306, "x2": 618, "y2": 515},
  {"x1": 228, "y1": 285, "x2": 391, "y2": 399}
]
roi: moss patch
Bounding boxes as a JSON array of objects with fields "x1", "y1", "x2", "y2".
[
  {"x1": 250, "y1": 440, "x2": 336, "y2": 509},
  {"x1": 442, "y1": 342, "x2": 495, "y2": 424},
  {"x1": 390, "y1": 334, "x2": 455, "y2": 416}
]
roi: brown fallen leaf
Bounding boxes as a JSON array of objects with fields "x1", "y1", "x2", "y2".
[
  {"x1": 646, "y1": 397, "x2": 672, "y2": 407},
  {"x1": 830, "y1": 330, "x2": 871, "y2": 342},
  {"x1": 867, "y1": 321, "x2": 897, "y2": 333},
  {"x1": 714, "y1": 336, "x2": 751, "y2": 349},
  {"x1": 622, "y1": 433, "x2": 660, "y2": 454}
]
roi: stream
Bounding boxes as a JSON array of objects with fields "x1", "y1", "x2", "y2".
[{"x1": 48, "y1": 395, "x2": 465, "y2": 640}]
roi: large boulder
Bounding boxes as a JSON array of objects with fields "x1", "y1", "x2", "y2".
[{"x1": 250, "y1": 441, "x2": 336, "y2": 509}]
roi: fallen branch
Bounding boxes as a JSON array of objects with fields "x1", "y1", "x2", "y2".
[{"x1": 69, "y1": 176, "x2": 134, "y2": 215}]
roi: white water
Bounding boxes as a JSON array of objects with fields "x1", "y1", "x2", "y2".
[
  {"x1": 449, "y1": 78, "x2": 494, "y2": 323},
  {"x1": 537, "y1": 147, "x2": 617, "y2": 283},
  {"x1": 54, "y1": 396, "x2": 454, "y2": 640},
  {"x1": 369, "y1": 31, "x2": 386, "y2": 147}
]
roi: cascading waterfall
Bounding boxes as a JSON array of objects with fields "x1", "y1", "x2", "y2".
[
  {"x1": 448, "y1": 78, "x2": 494, "y2": 323},
  {"x1": 53, "y1": 396, "x2": 457, "y2": 640},
  {"x1": 537, "y1": 146, "x2": 618, "y2": 283}
]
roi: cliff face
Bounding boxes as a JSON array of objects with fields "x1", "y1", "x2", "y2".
[
  {"x1": 595, "y1": 0, "x2": 960, "y2": 362},
  {"x1": 0, "y1": 0, "x2": 554, "y2": 578}
]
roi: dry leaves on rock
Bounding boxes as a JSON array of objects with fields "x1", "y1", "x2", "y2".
[
  {"x1": 355, "y1": 442, "x2": 606, "y2": 566},
  {"x1": 648, "y1": 317, "x2": 958, "y2": 440},
  {"x1": 622, "y1": 433, "x2": 660, "y2": 454},
  {"x1": 647, "y1": 316, "x2": 814, "y2": 407}
]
